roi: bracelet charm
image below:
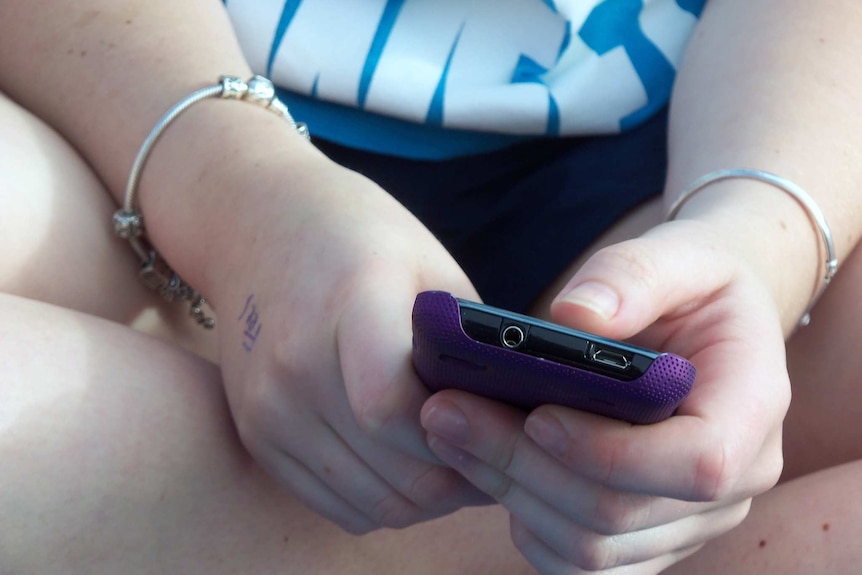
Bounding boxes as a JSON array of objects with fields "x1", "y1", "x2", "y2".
[{"x1": 113, "y1": 75, "x2": 309, "y2": 329}]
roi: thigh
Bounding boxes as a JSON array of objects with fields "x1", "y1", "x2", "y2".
[
  {"x1": 0, "y1": 91, "x2": 216, "y2": 359},
  {"x1": 781, "y1": 240, "x2": 862, "y2": 480},
  {"x1": 665, "y1": 459, "x2": 862, "y2": 575},
  {"x1": 0, "y1": 293, "x2": 530, "y2": 575},
  {"x1": 0, "y1": 90, "x2": 146, "y2": 319}
]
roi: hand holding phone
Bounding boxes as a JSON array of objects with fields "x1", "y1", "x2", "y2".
[{"x1": 412, "y1": 291, "x2": 695, "y2": 424}]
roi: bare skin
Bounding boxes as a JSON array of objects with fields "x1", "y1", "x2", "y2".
[
  {"x1": 417, "y1": 2, "x2": 862, "y2": 571},
  {"x1": 3, "y1": 0, "x2": 862, "y2": 573},
  {"x1": 0, "y1": 90, "x2": 525, "y2": 575},
  {"x1": 2, "y1": 82, "x2": 862, "y2": 573},
  {"x1": 532, "y1": 197, "x2": 862, "y2": 574}
]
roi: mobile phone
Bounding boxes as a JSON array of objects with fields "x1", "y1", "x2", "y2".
[{"x1": 411, "y1": 291, "x2": 695, "y2": 424}]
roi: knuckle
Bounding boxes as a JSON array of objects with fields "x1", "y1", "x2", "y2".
[
  {"x1": 567, "y1": 534, "x2": 618, "y2": 572},
  {"x1": 590, "y1": 433, "x2": 629, "y2": 493},
  {"x1": 362, "y1": 448, "x2": 471, "y2": 529},
  {"x1": 471, "y1": 432, "x2": 527, "y2": 503},
  {"x1": 369, "y1": 492, "x2": 419, "y2": 529},
  {"x1": 693, "y1": 441, "x2": 736, "y2": 501},
  {"x1": 342, "y1": 520, "x2": 378, "y2": 536},
  {"x1": 407, "y1": 465, "x2": 464, "y2": 510},
  {"x1": 233, "y1": 381, "x2": 281, "y2": 451},
  {"x1": 733, "y1": 447, "x2": 783, "y2": 501},
  {"x1": 756, "y1": 440, "x2": 785, "y2": 493},
  {"x1": 323, "y1": 501, "x2": 381, "y2": 535},
  {"x1": 759, "y1": 451, "x2": 784, "y2": 491},
  {"x1": 591, "y1": 488, "x2": 644, "y2": 535},
  {"x1": 595, "y1": 241, "x2": 662, "y2": 292},
  {"x1": 736, "y1": 499, "x2": 754, "y2": 526},
  {"x1": 509, "y1": 516, "x2": 534, "y2": 554},
  {"x1": 729, "y1": 498, "x2": 753, "y2": 530},
  {"x1": 496, "y1": 432, "x2": 527, "y2": 478},
  {"x1": 510, "y1": 519, "x2": 619, "y2": 572},
  {"x1": 483, "y1": 472, "x2": 516, "y2": 502},
  {"x1": 353, "y1": 389, "x2": 403, "y2": 436}
]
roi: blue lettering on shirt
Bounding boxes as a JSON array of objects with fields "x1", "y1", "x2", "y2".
[
  {"x1": 224, "y1": 0, "x2": 703, "y2": 158},
  {"x1": 580, "y1": 0, "x2": 674, "y2": 131}
]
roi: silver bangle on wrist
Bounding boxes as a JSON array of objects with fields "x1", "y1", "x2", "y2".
[
  {"x1": 112, "y1": 75, "x2": 310, "y2": 329},
  {"x1": 667, "y1": 168, "x2": 837, "y2": 328}
]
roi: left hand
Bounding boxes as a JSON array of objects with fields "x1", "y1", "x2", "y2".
[{"x1": 421, "y1": 219, "x2": 790, "y2": 574}]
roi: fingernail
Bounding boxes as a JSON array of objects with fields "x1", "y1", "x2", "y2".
[
  {"x1": 422, "y1": 403, "x2": 470, "y2": 445},
  {"x1": 525, "y1": 413, "x2": 568, "y2": 458},
  {"x1": 557, "y1": 281, "x2": 620, "y2": 320}
]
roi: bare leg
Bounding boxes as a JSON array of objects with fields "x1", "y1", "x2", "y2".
[
  {"x1": 0, "y1": 89, "x2": 216, "y2": 359},
  {"x1": 0, "y1": 90, "x2": 148, "y2": 321},
  {"x1": 0, "y1": 293, "x2": 529, "y2": 574}
]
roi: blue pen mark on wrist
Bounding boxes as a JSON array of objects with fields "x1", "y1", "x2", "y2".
[{"x1": 238, "y1": 294, "x2": 263, "y2": 352}]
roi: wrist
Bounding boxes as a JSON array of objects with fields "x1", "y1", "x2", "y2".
[
  {"x1": 664, "y1": 176, "x2": 825, "y2": 335},
  {"x1": 127, "y1": 89, "x2": 327, "y2": 306}
]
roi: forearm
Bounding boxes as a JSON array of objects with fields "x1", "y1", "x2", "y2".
[
  {"x1": 0, "y1": 1, "x2": 254, "y2": 195},
  {"x1": 666, "y1": 0, "x2": 862, "y2": 333},
  {"x1": 0, "y1": 1, "x2": 329, "y2": 301}
]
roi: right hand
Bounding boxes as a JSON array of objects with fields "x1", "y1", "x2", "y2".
[
  {"x1": 422, "y1": 219, "x2": 789, "y2": 573},
  {"x1": 207, "y1": 154, "x2": 491, "y2": 534}
]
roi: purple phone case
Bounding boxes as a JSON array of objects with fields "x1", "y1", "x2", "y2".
[{"x1": 412, "y1": 291, "x2": 695, "y2": 424}]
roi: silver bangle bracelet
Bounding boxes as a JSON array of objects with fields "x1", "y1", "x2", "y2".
[
  {"x1": 112, "y1": 75, "x2": 310, "y2": 329},
  {"x1": 667, "y1": 168, "x2": 838, "y2": 328}
]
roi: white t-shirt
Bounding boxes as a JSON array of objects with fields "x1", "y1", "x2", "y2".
[{"x1": 225, "y1": 0, "x2": 706, "y2": 158}]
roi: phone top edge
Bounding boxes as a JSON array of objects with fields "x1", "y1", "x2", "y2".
[
  {"x1": 412, "y1": 291, "x2": 696, "y2": 422},
  {"x1": 455, "y1": 297, "x2": 661, "y2": 359}
]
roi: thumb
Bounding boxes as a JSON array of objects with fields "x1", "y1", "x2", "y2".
[
  {"x1": 336, "y1": 279, "x2": 433, "y2": 458},
  {"x1": 550, "y1": 223, "x2": 736, "y2": 339}
]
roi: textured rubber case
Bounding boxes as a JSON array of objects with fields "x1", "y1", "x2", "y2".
[{"x1": 412, "y1": 291, "x2": 695, "y2": 424}]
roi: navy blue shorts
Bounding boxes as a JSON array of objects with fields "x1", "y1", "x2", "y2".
[{"x1": 314, "y1": 108, "x2": 668, "y2": 313}]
